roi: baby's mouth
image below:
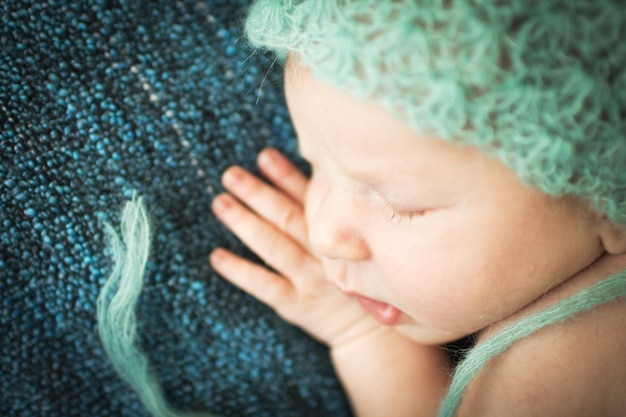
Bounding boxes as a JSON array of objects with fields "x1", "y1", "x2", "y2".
[
  {"x1": 322, "y1": 264, "x2": 403, "y2": 325},
  {"x1": 355, "y1": 295, "x2": 403, "y2": 326}
]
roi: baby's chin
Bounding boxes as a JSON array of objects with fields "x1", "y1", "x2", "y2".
[{"x1": 394, "y1": 321, "x2": 468, "y2": 346}]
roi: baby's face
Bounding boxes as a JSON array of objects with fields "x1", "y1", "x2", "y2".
[{"x1": 285, "y1": 59, "x2": 606, "y2": 345}]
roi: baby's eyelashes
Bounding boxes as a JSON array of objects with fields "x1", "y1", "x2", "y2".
[
  {"x1": 370, "y1": 190, "x2": 429, "y2": 223},
  {"x1": 383, "y1": 200, "x2": 429, "y2": 223}
]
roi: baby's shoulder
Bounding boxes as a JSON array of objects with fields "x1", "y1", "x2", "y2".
[{"x1": 458, "y1": 296, "x2": 626, "y2": 416}]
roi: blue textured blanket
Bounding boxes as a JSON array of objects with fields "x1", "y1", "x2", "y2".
[{"x1": 0, "y1": 1, "x2": 352, "y2": 416}]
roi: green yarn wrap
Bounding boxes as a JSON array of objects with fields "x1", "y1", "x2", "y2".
[
  {"x1": 97, "y1": 195, "x2": 214, "y2": 417},
  {"x1": 245, "y1": 0, "x2": 626, "y2": 226},
  {"x1": 438, "y1": 269, "x2": 626, "y2": 417}
]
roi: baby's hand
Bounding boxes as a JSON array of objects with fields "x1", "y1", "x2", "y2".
[{"x1": 210, "y1": 148, "x2": 381, "y2": 347}]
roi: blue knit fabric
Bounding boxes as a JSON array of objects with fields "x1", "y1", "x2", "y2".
[{"x1": 0, "y1": 1, "x2": 352, "y2": 416}]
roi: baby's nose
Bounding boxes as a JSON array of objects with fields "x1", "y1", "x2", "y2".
[
  {"x1": 309, "y1": 226, "x2": 370, "y2": 261},
  {"x1": 306, "y1": 192, "x2": 371, "y2": 261}
]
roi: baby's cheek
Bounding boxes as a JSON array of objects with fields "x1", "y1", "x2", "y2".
[{"x1": 405, "y1": 258, "x2": 497, "y2": 326}]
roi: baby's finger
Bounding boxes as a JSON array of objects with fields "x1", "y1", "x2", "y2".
[
  {"x1": 209, "y1": 247, "x2": 294, "y2": 308},
  {"x1": 222, "y1": 166, "x2": 309, "y2": 249},
  {"x1": 212, "y1": 193, "x2": 315, "y2": 279},
  {"x1": 257, "y1": 148, "x2": 308, "y2": 204}
]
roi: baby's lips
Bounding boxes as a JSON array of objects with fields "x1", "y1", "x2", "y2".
[{"x1": 356, "y1": 295, "x2": 403, "y2": 326}]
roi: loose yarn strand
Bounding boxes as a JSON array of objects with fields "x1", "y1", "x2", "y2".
[
  {"x1": 438, "y1": 270, "x2": 626, "y2": 417},
  {"x1": 97, "y1": 195, "x2": 215, "y2": 417}
]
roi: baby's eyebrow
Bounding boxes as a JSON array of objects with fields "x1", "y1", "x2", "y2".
[
  {"x1": 285, "y1": 53, "x2": 297, "y2": 73},
  {"x1": 285, "y1": 54, "x2": 312, "y2": 87}
]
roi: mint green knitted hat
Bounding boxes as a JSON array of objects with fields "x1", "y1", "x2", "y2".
[{"x1": 245, "y1": 0, "x2": 626, "y2": 226}]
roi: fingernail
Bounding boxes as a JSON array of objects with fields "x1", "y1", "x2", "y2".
[
  {"x1": 210, "y1": 249, "x2": 225, "y2": 266},
  {"x1": 258, "y1": 148, "x2": 277, "y2": 168},
  {"x1": 222, "y1": 167, "x2": 244, "y2": 188},
  {"x1": 212, "y1": 194, "x2": 233, "y2": 214}
]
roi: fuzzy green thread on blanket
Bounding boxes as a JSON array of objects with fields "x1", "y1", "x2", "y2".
[{"x1": 97, "y1": 195, "x2": 214, "y2": 417}]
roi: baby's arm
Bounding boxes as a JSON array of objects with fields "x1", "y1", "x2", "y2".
[{"x1": 210, "y1": 148, "x2": 450, "y2": 417}]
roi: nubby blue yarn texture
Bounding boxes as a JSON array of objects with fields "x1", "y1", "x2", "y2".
[{"x1": 1, "y1": 1, "x2": 352, "y2": 416}]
